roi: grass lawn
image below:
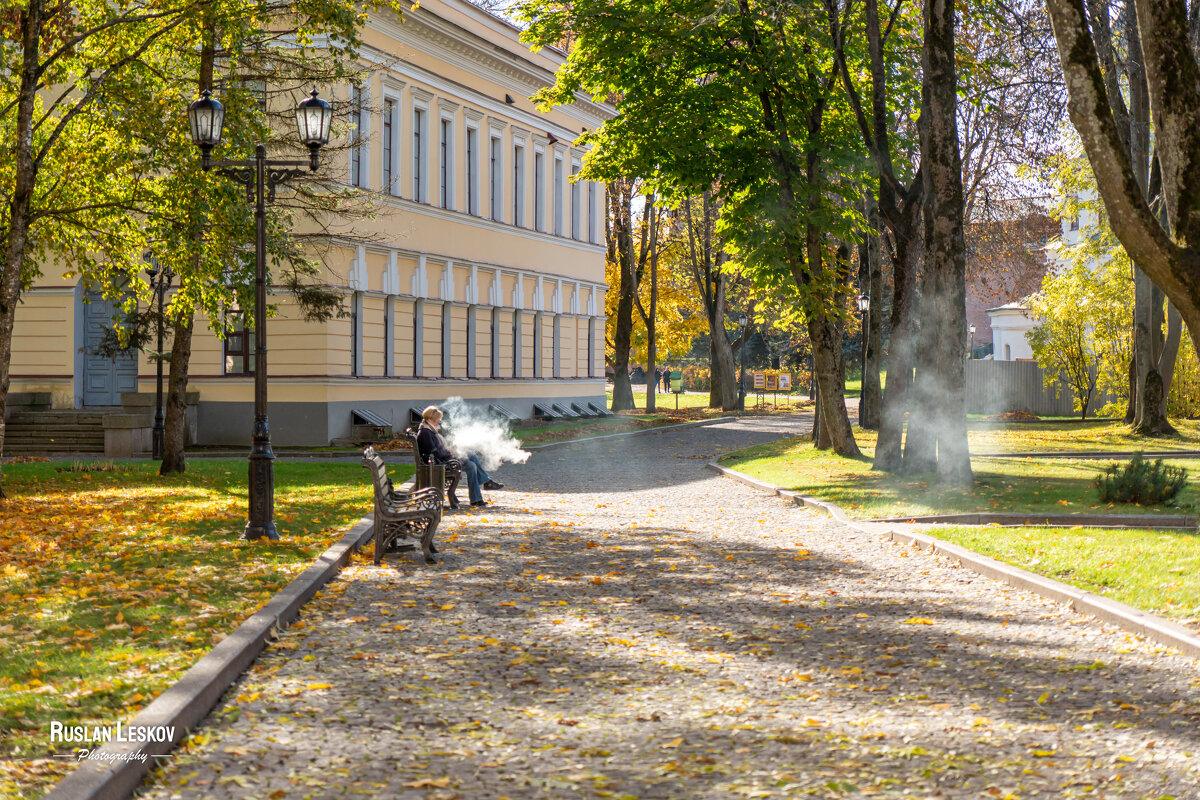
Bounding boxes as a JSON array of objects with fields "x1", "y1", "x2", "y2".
[
  {"x1": 926, "y1": 524, "x2": 1200, "y2": 626},
  {"x1": 0, "y1": 459, "x2": 394, "y2": 798},
  {"x1": 970, "y1": 418, "x2": 1200, "y2": 453},
  {"x1": 719, "y1": 427, "x2": 1200, "y2": 520},
  {"x1": 605, "y1": 386, "x2": 812, "y2": 415}
]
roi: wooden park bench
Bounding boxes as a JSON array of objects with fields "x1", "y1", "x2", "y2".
[
  {"x1": 400, "y1": 428, "x2": 464, "y2": 509},
  {"x1": 361, "y1": 446, "x2": 443, "y2": 564}
]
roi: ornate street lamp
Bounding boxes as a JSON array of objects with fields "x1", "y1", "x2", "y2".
[
  {"x1": 144, "y1": 253, "x2": 175, "y2": 460},
  {"x1": 968, "y1": 323, "x2": 977, "y2": 359},
  {"x1": 737, "y1": 312, "x2": 749, "y2": 411},
  {"x1": 187, "y1": 88, "x2": 332, "y2": 541}
]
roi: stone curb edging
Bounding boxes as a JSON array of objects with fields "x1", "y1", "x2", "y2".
[
  {"x1": 523, "y1": 416, "x2": 738, "y2": 452},
  {"x1": 44, "y1": 515, "x2": 377, "y2": 800},
  {"x1": 707, "y1": 460, "x2": 1200, "y2": 660},
  {"x1": 872, "y1": 512, "x2": 1196, "y2": 529}
]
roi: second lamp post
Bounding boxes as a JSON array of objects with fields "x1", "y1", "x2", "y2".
[{"x1": 186, "y1": 88, "x2": 332, "y2": 541}]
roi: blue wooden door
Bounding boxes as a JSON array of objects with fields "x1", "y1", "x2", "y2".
[{"x1": 82, "y1": 293, "x2": 137, "y2": 406}]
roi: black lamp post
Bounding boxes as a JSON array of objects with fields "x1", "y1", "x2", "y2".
[
  {"x1": 857, "y1": 293, "x2": 870, "y2": 425},
  {"x1": 737, "y1": 312, "x2": 749, "y2": 411},
  {"x1": 144, "y1": 254, "x2": 175, "y2": 460},
  {"x1": 968, "y1": 323, "x2": 977, "y2": 359},
  {"x1": 187, "y1": 88, "x2": 332, "y2": 541}
]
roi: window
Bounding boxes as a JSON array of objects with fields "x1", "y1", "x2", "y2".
[
  {"x1": 1068, "y1": 215, "x2": 1080, "y2": 231},
  {"x1": 466, "y1": 126, "x2": 479, "y2": 216},
  {"x1": 350, "y1": 292, "x2": 362, "y2": 376},
  {"x1": 587, "y1": 319, "x2": 595, "y2": 377},
  {"x1": 513, "y1": 144, "x2": 525, "y2": 227},
  {"x1": 534, "y1": 150, "x2": 545, "y2": 232},
  {"x1": 489, "y1": 134, "x2": 502, "y2": 222},
  {"x1": 350, "y1": 85, "x2": 365, "y2": 188},
  {"x1": 553, "y1": 154, "x2": 563, "y2": 235},
  {"x1": 440, "y1": 118, "x2": 452, "y2": 209},
  {"x1": 570, "y1": 159, "x2": 581, "y2": 240},
  {"x1": 1004, "y1": 344, "x2": 1011, "y2": 360},
  {"x1": 224, "y1": 311, "x2": 254, "y2": 375},
  {"x1": 588, "y1": 181, "x2": 597, "y2": 243},
  {"x1": 382, "y1": 99, "x2": 395, "y2": 194},
  {"x1": 513, "y1": 312, "x2": 522, "y2": 377},
  {"x1": 413, "y1": 107, "x2": 427, "y2": 202}
]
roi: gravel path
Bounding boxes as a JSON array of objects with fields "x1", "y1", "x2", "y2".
[{"x1": 137, "y1": 416, "x2": 1200, "y2": 800}]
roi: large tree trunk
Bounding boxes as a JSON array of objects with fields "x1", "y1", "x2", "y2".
[
  {"x1": 918, "y1": 0, "x2": 971, "y2": 484},
  {"x1": 874, "y1": 230, "x2": 919, "y2": 469},
  {"x1": 161, "y1": 315, "x2": 193, "y2": 473},
  {"x1": 809, "y1": 310, "x2": 859, "y2": 456},
  {"x1": 608, "y1": 181, "x2": 637, "y2": 411},
  {"x1": 0, "y1": 0, "x2": 45, "y2": 499},
  {"x1": 860, "y1": 196, "x2": 884, "y2": 429}
]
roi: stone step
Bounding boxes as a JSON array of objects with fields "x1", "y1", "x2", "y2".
[
  {"x1": 6, "y1": 424, "x2": 108, "y2": 436},
  {"x1": 8, "y1": 412, "x2": 107, "y2": 426}
]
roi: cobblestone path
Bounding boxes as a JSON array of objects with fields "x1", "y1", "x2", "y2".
[{"x1": 138, "y1": 417, "x2": 1200, "y2": 799}]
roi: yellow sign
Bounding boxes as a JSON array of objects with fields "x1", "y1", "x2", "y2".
[
  {"x1": 779, "y1": 374, "x2": 791, "y2": 390},
  {"x1": 753, "y1": 372, "x2": 765, "y2": 389},
  {"x1": 765, "y1": 374, "x2": 778, "y2": 390}
]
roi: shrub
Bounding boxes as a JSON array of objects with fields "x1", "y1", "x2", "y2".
[{"x1": 1094, "y1": 453, "x2": 1188, "y2": 506}]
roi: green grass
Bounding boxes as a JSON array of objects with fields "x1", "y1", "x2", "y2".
[
  {"x1": 970, "y1": 418, "x2": 1200, "y2": 452},
  {"x1": 513, "y1": 414, "x2": 685, "y2": 445},
  {"x1": 719, "y1": 431, "x2": 1198, "y2": 520},
  {"x1": 0, "y1": 459, "x2": 399, "y2": 798},
  {"x1": 928, "y1": 525, "x2": 1200, "y2": 624}
]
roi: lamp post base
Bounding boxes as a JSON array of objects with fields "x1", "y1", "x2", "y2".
[{"x1": 242, "y1": 430, "x2": 278, "y2": 541}]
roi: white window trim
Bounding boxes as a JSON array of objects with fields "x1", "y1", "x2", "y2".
[
  {"x1": 553, "y1": 151, "x2": 564, "y2": 237},
  {"x1": 439, "y1": 113, "x2": 456, "y2": 210},
  {"x1": 411, "y1": 89, "x2": 433, "y2": 203},
  {"x1": 570, "y1": 156, "x2": 582, "y2": 241},
  {"x1": 512, "y1": 142, "x2": 526, "y2": 228},
  {"x1": 380, "y1": 91, "x2": 401, "y2": 196},
  {"x1": 533, "y1": 145, "x2": 546, "y2": 233},
  {"x1": 348, "y1": 84, "x2": 370, "y2": 189}
]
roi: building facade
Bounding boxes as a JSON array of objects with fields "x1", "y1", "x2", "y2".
[{"x1": 8, "y1": 0, "x2": 610, "y2": 448}]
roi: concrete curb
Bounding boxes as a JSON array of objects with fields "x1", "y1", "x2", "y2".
[
  {"x1": 707, "y1": 460, "x2": 1200, "y2": 660},
  {"x1": 44, "y1": 515, "x2": 377, "y2": 800},
  {"x1": 872, "y1": 512, "x2": 1196, "y2": 528},
  {"x1": 524, "y1": 416, "x2": 738, "y2": 452}
]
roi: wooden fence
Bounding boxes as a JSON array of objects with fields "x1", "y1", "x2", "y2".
[{"x1": 963, "y1": 359, "x2": 1115, "y2": 417}]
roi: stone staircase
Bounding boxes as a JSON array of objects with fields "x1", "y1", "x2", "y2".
[{"x1": 4, "y1": 410, "x2": 110, "y2": 455}]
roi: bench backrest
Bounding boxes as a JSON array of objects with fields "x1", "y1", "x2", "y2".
[
  {"x1": 361, "y1": 447, "x2": 394, "y2": 501},
  {"x1": 401, "y1": 429, "x2": 427, "y2": 466}
]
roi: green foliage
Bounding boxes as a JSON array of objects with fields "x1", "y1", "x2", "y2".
[
  {"x1": 1094, "y1": 453, "x2": 1188, "y2": 506},
  {"x1": 1167, "y1": 336, "x2": 1200, "y2": 418}
]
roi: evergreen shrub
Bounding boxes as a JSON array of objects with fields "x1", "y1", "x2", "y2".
[{"x1": 1094, "y1": 453, "x2": 1188, "y2": 506}]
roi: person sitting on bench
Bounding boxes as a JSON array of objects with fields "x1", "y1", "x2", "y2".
[{"x1": 415, "y1": 405, "x2": 502, "y2": 509}]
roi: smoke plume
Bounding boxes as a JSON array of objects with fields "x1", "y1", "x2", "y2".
[{"x1": 441, "y1": 396, "x2": 531, "y2": 472}]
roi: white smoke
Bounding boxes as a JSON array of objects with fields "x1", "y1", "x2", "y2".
[{"x1": 441, "y1": 396, "x2": 531, "y2": 472}]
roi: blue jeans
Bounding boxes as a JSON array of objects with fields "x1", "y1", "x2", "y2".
[{"x1": 461, "y1": 452, "x2": 490, "y2": 504}]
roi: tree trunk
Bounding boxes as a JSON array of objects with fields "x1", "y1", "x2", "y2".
[
  {"x1": 1157, "y1": 299, "x2": 1181, "y2": 423},
  {"x1": 809, "y1": 310, "x2": 860, "y2": 457},
  {"x1": 874, "y1": 231, "x2": 919, "y2": 470},
  {"x1": 160, "y1": 314, "x2": 194, "y2": 473},
  {"x1": 708, "y1": 316, "x2": 739, "y2": 410},
  {"x1": 609, "y1": 181, "x2": 636, "y2": 412},
  {"x1": 904, "y1": 280, "x2": 938, "y2": 472},
  {"x1": 860, "y1": 195, "x2": 884, "y2": 429},
  {"x1": 158, "y1": 39, "x2": 214, "y2": 475},
  {"x1": 918, "y1": 0, "x2": 971, "y2": 485},
  {"x1": 0, "y1": 0, "x2": 46, "y2": 499}
]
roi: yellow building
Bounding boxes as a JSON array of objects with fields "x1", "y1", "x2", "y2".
[{"x1": 7, "y1": 0, "x2": 610, "y2": 451}]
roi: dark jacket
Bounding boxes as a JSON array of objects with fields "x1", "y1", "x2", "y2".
[{"x1": 415, "y1": 423, "x2": 453, "y2": 464}]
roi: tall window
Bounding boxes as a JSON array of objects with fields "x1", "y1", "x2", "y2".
[
  {"x1": 553, "y1": 154, "x2": 564, "y2": 235},
  {"x1": 350, "y1": 86, "x2": 365, "y2": 188},
  {"x1": 513, "y1": 144, "x2": 525, "y2": 227},
  {"x1": 466, "y1": 127, "x2": 479, "y2": 216},
  {"x1": 224, "y1": 311, "x2": 254, "y2": 375},
  {"x1": 440, "y1": 118, "x2": 452, "y2": 209},
  {"x1": 588, "y1": 182, "x2": 597, "y2": 243},
  {"x1": 413, "y1": 107, "x2": 427, "y2": 202},
  {"x1": 570, "y1": 159, "x2": 582, "y2": 240},
  {"x1": 489, "y1": 134, "x2": 502, "y2": 222},
  {"x1": 382, "y1": 99, "x2": 395, "y2": 194},
  {"x1": 350, "y1": 292, "x2": 362, "y2": 376},
  {"x1": 534, "y1": 150, "x2": 545, "y2": 232}
]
